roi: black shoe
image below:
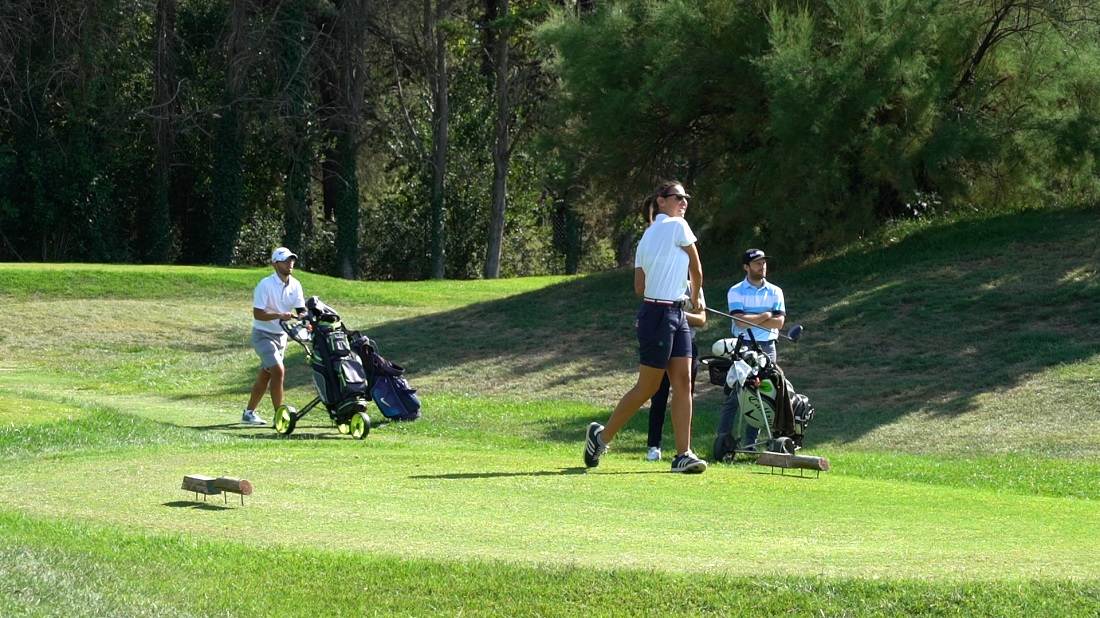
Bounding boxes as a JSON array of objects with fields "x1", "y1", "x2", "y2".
[
  {"x1": 671, "y1": 451, "x2": 708, "y2": 474},
  {"x1": 584, "y1": 422, "x2": 607, "y2": 468}
]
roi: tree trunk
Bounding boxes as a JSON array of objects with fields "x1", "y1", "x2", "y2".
[
  {"x1": 427, "y1": 0, "x2": 450, "y2": 280},
  {"x1": 563, "y1": 194, "x2": 582, "y2": 275},
  {"x1": 483, "y1": 0, "x2": 509, "y2": 279},
  {"x1": 210, "y1": 105, "x2": 243, "y2": 265},
  {"x1": 321, "y1": 151, "x2": 339, "y2": 222},
  {"x1": 332, "y1": 0, "x2": 367, "y2": 280},
  {"x1": 209, "y1": 0, "x2": 248, "y2": 265},
  {"x1": 280, "y1": 0, "x2": 310, "y2": 255},
  {"x1": 334, "y1": 129, "x2": 360, "y2": 279},
  {"x1": 148, "y1": 0, "x2": 177, "y2": 264}
]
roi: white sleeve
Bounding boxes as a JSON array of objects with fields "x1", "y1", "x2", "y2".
[
  {"x1": 292, "y1": 280, "x2": 306, "y2": 308},
  {"x1": 253, "y1": 282, "x2": 267, "y2": 310},
  {"x1": 678, "y1": 219, "x2": 697, "y2": 246}
]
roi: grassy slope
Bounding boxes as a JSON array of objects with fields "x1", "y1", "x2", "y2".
[{"x1": 1, "y1": 206, "x2": 1099, "y2": 616}]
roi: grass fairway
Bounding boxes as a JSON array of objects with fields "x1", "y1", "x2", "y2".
[{"x1": 2, "y1": 206, "x2": 1100, "y2": 616}]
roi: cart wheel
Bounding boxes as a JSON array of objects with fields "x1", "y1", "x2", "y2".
[
  {"x1": 274, "y1": 405, "x2": 297, "y2": 435},
  {"x1": 336, "y1": 422, "x2": 350, "y2": 434},
  {"x1": 712, "y1": 433, "x2": 735, "y2": 464},
  {"x1": 771, "y1": 436, "x2": 795, "y2": 454},
  {"x1": 349, "y1": 411, "x2": 371, "y2": 440}
]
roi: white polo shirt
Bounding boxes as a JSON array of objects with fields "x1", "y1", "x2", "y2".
[
  {"x1": 635, "y1": 213, "x2": 697, "y2": 301},
  {"x1": 252, "y1": 272, "x2": 305, "y2": 334}
]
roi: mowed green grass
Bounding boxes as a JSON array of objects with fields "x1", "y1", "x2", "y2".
[{"x1": 2, "y1": 206, "x2": 1100, "y2": 616}]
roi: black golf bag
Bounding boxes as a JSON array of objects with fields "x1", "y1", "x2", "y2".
[
  {"x1": 306, "y1": 297, "x2": 369, "y2": 417},
  {"x1": 275, "y1": 296, "x2": 372, "y2": 438}
]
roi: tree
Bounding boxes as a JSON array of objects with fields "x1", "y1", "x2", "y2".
[
  {"x1": 540, "y1": 0, "x2": 1100, "y2": 260},
  {"x1": 208, "y1": 0, "x2": 249, "y2": 265},
  {"x1": 314, "y1": 0, "x2": 368, "y2": 279},
  {"x1": 426, "y1": 0, "x2": 454, "y2": 279},
  {"x1": 481, "y1": 0, "x2": 550, "y2": 278},
  {"x1": 0, "y1": 0, "x2": 153, "y2": 262},
  {"x1": 482, "y1": 0, "x2": 510, "y2": 279},
  {"x1": 278, "y1": 0, "x2": 313, "y2": 255},
  {"x1": 149, "y1": 0, "x2": 178, "y2": 263}
]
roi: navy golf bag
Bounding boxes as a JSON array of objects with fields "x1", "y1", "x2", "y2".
[{"x1": 357, "y1": 338, "x2": 421, "y2": 422}]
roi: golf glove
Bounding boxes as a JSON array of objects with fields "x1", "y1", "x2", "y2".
[{"x1": 727, "y1": 359, "x2": 753, "y2": 389}]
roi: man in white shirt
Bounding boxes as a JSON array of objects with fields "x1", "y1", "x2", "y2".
[{"x1": 241, "y1": 247, "x2": 306, "y2": 425}]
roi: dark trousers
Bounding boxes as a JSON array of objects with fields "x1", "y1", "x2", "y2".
[{"x1": 646, "y1": 340, "x2": 698, "y2": 449}]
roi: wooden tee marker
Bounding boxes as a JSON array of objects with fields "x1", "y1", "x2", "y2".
[
  {"x1": 754, "y1": 452, "x2": 830, "y2": 478},
  {"x1": 182, "y1": 475, "x2": 253, "y2": 505}
]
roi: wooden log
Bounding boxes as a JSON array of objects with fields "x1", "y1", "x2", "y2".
[
  {"x1": 181, "y1": 475, "x2": 221, "y2": 495},
  {"x1": 755, "y1": 451, "x2": 830, "y2": 472},
  {"x1": 213, "y1": 477, "x2": 253, "y2": 496}
]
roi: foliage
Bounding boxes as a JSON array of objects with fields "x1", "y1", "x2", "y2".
[
  {"x1": 3, "y1": 0, "x2": 1100, "y2": 274},
  {"x1": 0, "y1": 0, "x2": 154, "y2": 262},
  {"x1": 539, "y1": 0, "x2": 1100, "y2": 259}
]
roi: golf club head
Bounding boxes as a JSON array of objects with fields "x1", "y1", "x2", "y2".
[{"x1": 786, "y1": 324, "x2": 803, "y2": 342}]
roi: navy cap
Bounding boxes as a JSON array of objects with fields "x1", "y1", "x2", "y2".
[{"x1": 742, "y1": 249, "x2": 768, "y2": 265}]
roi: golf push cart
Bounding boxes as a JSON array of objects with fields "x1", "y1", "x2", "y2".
[
  {"x1": 699, "y1": 310, "x2": 815, "y2": 462},
  {"x1": 274, "y1": 296, "x2": 376, "y2": 439},
  {"x1": 277, "y1": 296, "x2": 422, "y2": 435}
]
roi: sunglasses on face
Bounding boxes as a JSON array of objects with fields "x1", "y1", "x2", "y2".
[{"x1": 661, "y1": 192, "x2": 690, "y2": 202}]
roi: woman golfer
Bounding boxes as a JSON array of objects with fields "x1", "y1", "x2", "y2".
[{"x1": 584, "y1": 180, "x2": 707, "y2": 473}]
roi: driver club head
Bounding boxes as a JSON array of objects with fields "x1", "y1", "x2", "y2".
[{"x1": 786, "y1": 324, "x2": 803, "y2": 342}]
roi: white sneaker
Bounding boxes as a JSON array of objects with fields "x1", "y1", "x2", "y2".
[
  {"x1": 646, "y1": 447, "x2": 662, "y2": 461},
  {"x1": 241, "y1": 410, "x2": 266, "y2": 425}
]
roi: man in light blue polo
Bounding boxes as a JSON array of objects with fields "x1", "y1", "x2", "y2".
[
  {"x1": 728, "y1": 248, "x2": 785, "y2": 360},
  {"x1": 712, "y1": 248, "x2": 786, "y2": 461}
]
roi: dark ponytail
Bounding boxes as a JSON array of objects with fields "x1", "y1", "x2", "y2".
[{"x1": 641, "y1": 195, "x2": 658, "y2": 224}]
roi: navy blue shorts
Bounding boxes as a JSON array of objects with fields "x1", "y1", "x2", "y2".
[{"x1": 635, "y1": 303, "x2": 692, "y2": 369}]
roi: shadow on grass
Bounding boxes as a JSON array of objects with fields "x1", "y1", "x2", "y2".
[
  {"x1": 362, "y1": 207, "x2": 1100, "y2": 448},
  {"x1": 410, "y1": 467, "x2": 589, "y2": 480},
  {"x1": 176, "y1": 208, "x2": 1098, "y2": 454},
  {"x1": 190, "y1": 420, "x2": 357, "y2": 440},
  {"x1": 191, "y1": 423, "x2": 253, "y2": 430},
  {"x1": 162, "y1": 500, "x2": 235, "y2": 511},
  {"x1": 411, "y1": 468, "x2": 678, "y2": 479}
]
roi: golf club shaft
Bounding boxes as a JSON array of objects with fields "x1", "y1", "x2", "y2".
[{"x1": 704, "y1": 306, "x2": 800, "y2": 342}]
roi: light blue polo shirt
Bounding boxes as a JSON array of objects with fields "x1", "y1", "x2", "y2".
[{"x1": 727, "y1": 278, "x2": 785, "y2": 342}]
